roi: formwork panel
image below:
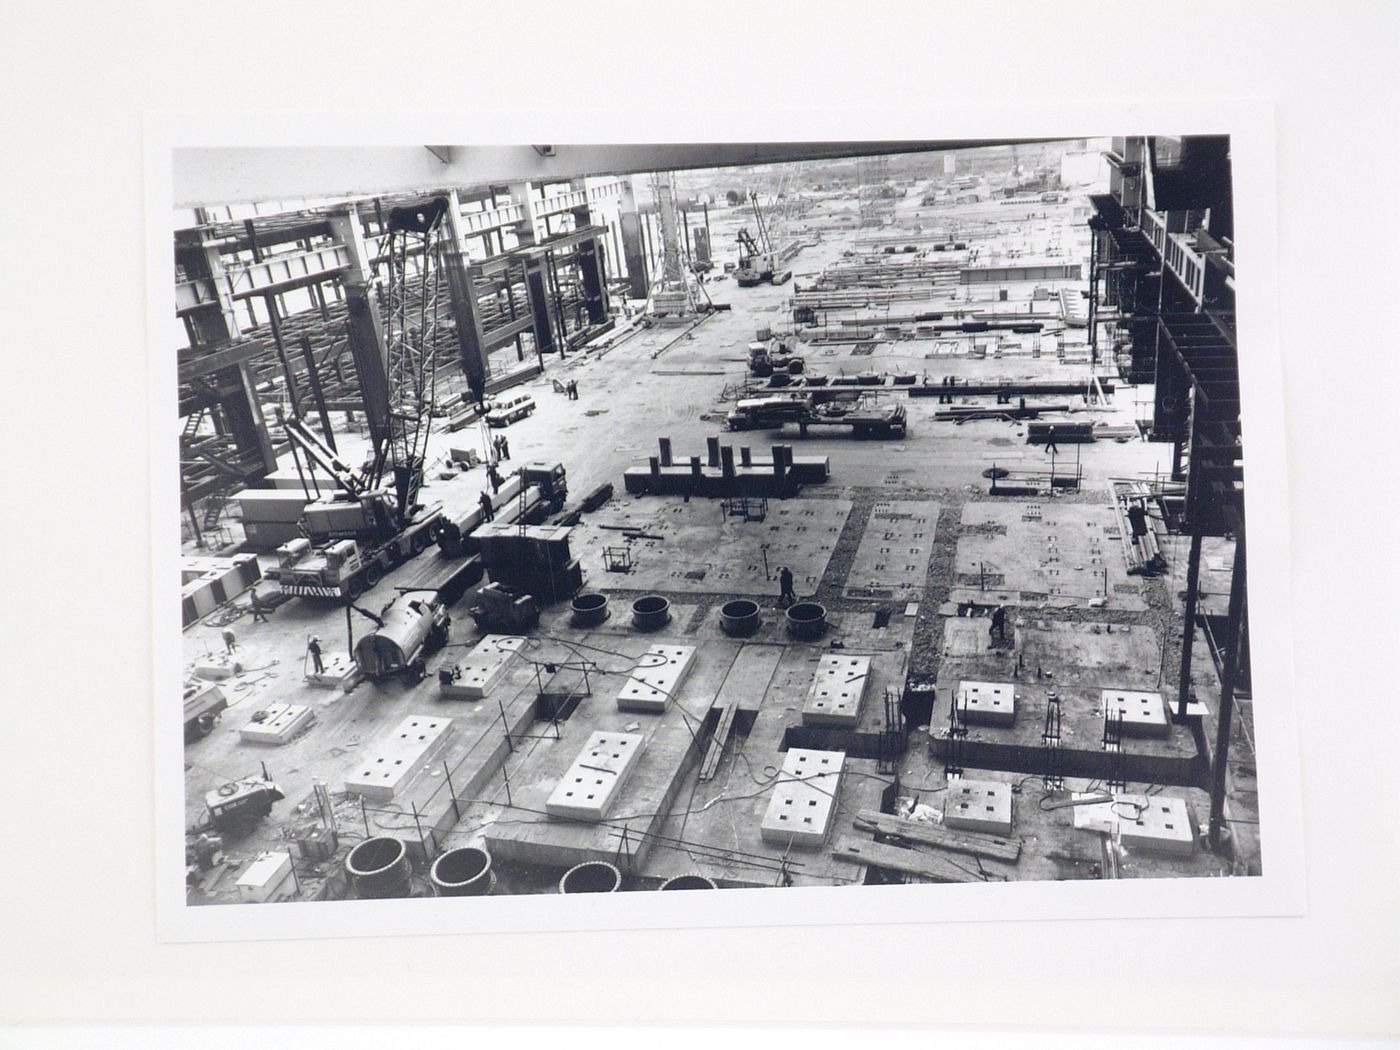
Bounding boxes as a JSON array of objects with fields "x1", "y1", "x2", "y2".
[
  {"x1": 344, "y1": 715, "x2": 454, "y2": 801},
  {"x1": 440, "y1": 634, "x2": 526, "y2": 700},
  {"x1": 239, "y1": 704, "x2": 315, "y2": 745},
  {"x1": 760, "y1": 749, "x2": 845, "y2": 848},
  {"x1": 617, "y1": 644, "x2": 696, "y2": 713},
  {"x1": 802, "y1": 654, "x2": 871, "y2": 728},
  {"x1": 1102, "y1": 689, "x2": 1170, "y2": 737},
  {"x1": 942, "y1": 779, "x2": 1014, "y2": 836},
  {"x1": 956, "y1": 680, "x2": 1017, "y2": 727},
  {"x1": 544, "y1": 731, "x2": 646, "y2": 821}
]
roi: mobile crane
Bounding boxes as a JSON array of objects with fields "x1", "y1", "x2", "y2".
[
  {"x1": 734, "y1": 191, "x2": 793, "y2": 288},
  {"x1": 266, "y1": 197, "x2": 452, "y2": 601}
]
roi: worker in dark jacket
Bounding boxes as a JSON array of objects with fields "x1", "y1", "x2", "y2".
[
  {"x1": 778, "y1": 566, "x2": 796, "y2": 607},
  {"x1": 989, "y1": 605, "x2": 1008, "y2": 646},
  {"x1": 479, "y1": 490, "x2": 494, "y2": 522},
  {"x1": 249, "y1": 588, "x2": 268, "y2": 623},
  {"x1": 487, "y1": 462, "x2": 502, "y2": 494},
  {"x1": 307, "y1": 636, "x2": 324, "y2": 675},
  {"x1": 1044, "y1": 425, "x2": 1059, "y2": 455}
]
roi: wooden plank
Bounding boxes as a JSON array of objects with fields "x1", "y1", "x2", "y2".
[
  {"x1": 697, "y1": 702, "x2": 737, "y2": 783},
  {"x1": 831, "y1": 836, "x2": 981, "y2": 883},
  {"x1": 852, "y1": 809, "x2": 1021, "y2": 862}
]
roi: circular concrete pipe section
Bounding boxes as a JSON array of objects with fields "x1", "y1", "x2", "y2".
[
  {"x1": 786, "y1": 357, "x2": 805, "y2": 375},
  {"x1": 570, "y1": 592, "x2": 610, "y2": 627},
  {"x1": 631, "y1": 595, "x2": 671, "y2": 631},
  {"x1": 785, "y1": 601, "x2": 828, "y2": 640},
  {"x1": 345, "y1": 837, "x2": 411, "y2": 899},
  {"x1": 659, "y1": 874, "x2": 717, "y2": 891},
  {"x1": 429, "y1": 847, "x2": 495, "y2": 897},
  {"x1": 558, "y1": 861, "x2": 622, "y2": 894},
  {"x1": 719, "y1": 599, "x2": 761, "y2": 637}
]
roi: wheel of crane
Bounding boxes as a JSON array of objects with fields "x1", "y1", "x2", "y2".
[
  {"x1": 346, "y1": 576, "x2": 365, "y2": 601},
  {"x1": 365, "y1": 563, "x2": 383, "y2": 588},
  {"x1": 410, "y1": 529, "x2": 429, "y2": 554}
]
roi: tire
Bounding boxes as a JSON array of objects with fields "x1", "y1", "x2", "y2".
[
  {"x1": 365, "y1": 562, "x2": 383, "y2": 587},
  {"x1": 196, "y1": 713, "x2": 217, "y2": 737},
  {"x1": 346, "y1": 576, "x2": 365, "y2": 601},
  {"x1": 410, "y1": 529, "x2": 429, "y2": 554}
]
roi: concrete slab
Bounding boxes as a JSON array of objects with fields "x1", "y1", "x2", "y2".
[
  {"x1": 802, "y1": 654, "x2": 871, "y2": 727},
  {"x1": 956, "y1": 680, "x2": 1017, "y2": 727},
  {"x1": 843, "y1": 499, "x2": 940, "y2": 602},
  {"x1": 1101, "y1": 689, "x2": 1170, "y2": 738},
  {"x1": 617, "y1": 644, "x2": 697, "y2": 713},
  {"x1": 440, "y1": 635, "x2": 527, "y2": 700},
  {"x1": 344, "y1": 715, "x2": 454, "y2": 801},
  {"x1": 955, "y1": 501, "x2": 1146, "y2": 611},
  {"x1": 239, "y1": 704, "x2": 315, "y2": 745},
  {"x1": 1120, "y1": 795, "x2": 1196, "y2": 856},
  {"x1": 760, "y1": 748, "x2": 845, "y2": 848},
  {"x1": 943, "y1": 779, "x2": 1013, "y2": 836},
  {"x1": 544, "y1": 731, "x2": 646, "y2": 821},
  {"x1": 569, "y1": 496, "x2": 852, "y2": 597},
  {"x1": 304, "y1": 651, "x2": 362, "y2": 691}
]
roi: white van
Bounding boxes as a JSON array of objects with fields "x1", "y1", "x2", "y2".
[{"x1": 486, "y1": 392, "x2": 536, "y2": 427}]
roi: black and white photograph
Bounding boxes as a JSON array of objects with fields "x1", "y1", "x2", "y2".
[
  {"x1": 6, "y1": 3, "x2": 1399, "y2": 1045},
  {"x1": 162, "y1": 133, "x2": 1286, "y2": 923}
]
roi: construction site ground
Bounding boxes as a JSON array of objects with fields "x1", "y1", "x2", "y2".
[{"x1": 182, "y1": 188, "x2": 1261, "y2": 904}]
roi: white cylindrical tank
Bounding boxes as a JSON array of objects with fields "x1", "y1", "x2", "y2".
[{"x1": 354, "y1": 591, "x2": 441, "y2": 677}]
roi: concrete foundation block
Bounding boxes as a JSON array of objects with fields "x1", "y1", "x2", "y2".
[
  {"x1": 1120, "y1": 795, "x2": 1196, "y2": 855},
  {"x1": 760, "y1": 749, "x2": 845, "y2": 848},
  {"x1": 305, "y1": 651, "x2": 361, "y2": 692},
  {"x1": 1101, "y1": 689, "x2": 1170, "y2": 737},
  {"x1": 942, "y1": 779, "x2": 1013, "y2": 836},
  {"x1": 545, "y1": 731, "x2": 646, "y2": 821},
  {"x1": 239, "y1": 704, "x2": 315, "y2": 745},
  {"x1": 956, "y1": 680, "x2": 1017, "y2": 727},
  {"x1": 802, "y1": 654, "x2": 870, "y2": 728},
  {"x1": 440, "y1": 634, "x2": 526, "y2": 700},
  {"x1": 344, "y1": 715, "x2": 454, "y2": 801},
  {"x1": 617, "y1": 644, "x2": 696, "y2": 713}
]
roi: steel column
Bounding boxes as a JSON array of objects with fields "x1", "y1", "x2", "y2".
[
  {"x1": 1177, "y1": 531, "x2": 1203, "y2": 720},
  {"x1": 617, "y1": 177, "x2": 649, "y2": 299},
  {"x1": 1208, "y1": 530, "x2": 1248, "y2": 851}
]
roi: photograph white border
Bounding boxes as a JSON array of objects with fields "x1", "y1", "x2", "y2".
[{"x1": 148, "y1": 99, "x2": 1304, "y2": 945}]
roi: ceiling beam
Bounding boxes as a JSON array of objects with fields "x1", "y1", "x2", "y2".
[{"x1": 173, "y1": 140, "x2": 1059, "y2": 208}]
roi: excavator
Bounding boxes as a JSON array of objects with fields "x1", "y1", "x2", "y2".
[{"x1": 734, "y1": 191, "x2": 793, "y2": 288}]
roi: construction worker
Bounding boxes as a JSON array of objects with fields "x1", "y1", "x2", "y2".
[
  {"x1": 1127, "y1": 502, "x2": 1149, "y2": 539},
  {"x1": 778, "y1": 566, "x2": 796, "y2": 607},
  {"x1": 221, "y1": 628, "x2": 237, "y2": 654},
  {"x1": 989, "y1": 605, "x2": 1008, "y2": 646},
  {"x1": 487, "y1": 462, "x2": 502, "y2": 494},
  {"x1": 248, "y1": 588, "x2": 268, "y2": 623},
  {"x1": 568, "y1": 378, "x2": 579, "y2": 401},
  {"x1": 498, "y1": 434, "x2": 510, "y2": 460},
  {"x1": 1044, "y1": 425, "x2": 1059, "y2": 455},
  {"x1": 468, "y1": 375, "x2": 485, "y2": 408},
  {"x1": 307, "y1": 636, "x2": 324, "y2": 675},
  {"x1": 479, "y1": 490, "x2": 494, "y2": 522}
]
